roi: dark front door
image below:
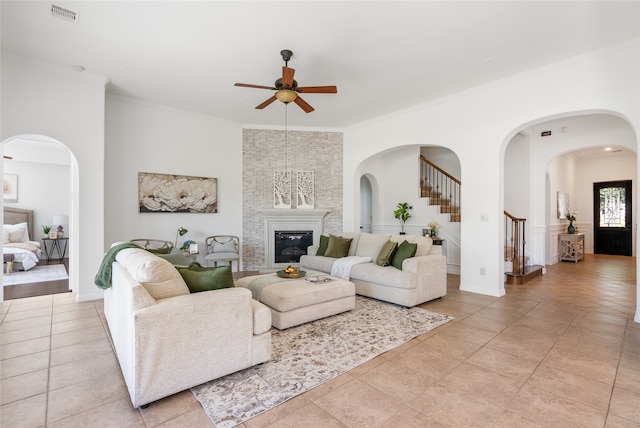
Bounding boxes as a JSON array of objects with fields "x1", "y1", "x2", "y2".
[{"x1": 593, "y1": 180, "x2": 632, "y2": 256}]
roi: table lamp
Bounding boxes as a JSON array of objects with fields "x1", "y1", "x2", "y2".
[
  {"x1": 175, "y1": 226, "x2": 188, "y2": 248},
  {"x1": 52, "y1": 215, "x2": 69, "y2": 238}
]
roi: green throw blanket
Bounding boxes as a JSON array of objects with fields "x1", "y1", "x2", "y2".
[{"x1": 94, "y1": 243, "x2": 141, "y2": 289}]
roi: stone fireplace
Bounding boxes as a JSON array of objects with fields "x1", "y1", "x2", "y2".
[{"x1": 258, "y1": 209, "x2": 330, "y2": 270}]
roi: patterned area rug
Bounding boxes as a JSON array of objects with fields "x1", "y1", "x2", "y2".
[
  {"x1": 191, "y1": 296, "x2": 453, "y2": 427},
  {"x1": 3, "y1": 264, "x2": 68, "y2": 286}
]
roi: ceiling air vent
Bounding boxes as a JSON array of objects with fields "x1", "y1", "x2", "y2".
[{"x1": 51, "y1": 4, "x2": 78, "y2": 23}]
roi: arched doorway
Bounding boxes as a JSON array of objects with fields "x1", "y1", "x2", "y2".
[
  {"x1": 360, "y1": 175, "x2": 373, "y2": 233},
  {"x1": 1, "y1": 134, "x2": 77, "y2": 301}
]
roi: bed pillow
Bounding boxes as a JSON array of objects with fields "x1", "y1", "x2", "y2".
[
  {"x1": 391, "y1": 240, "x2": 418, "y2": 270},
  {"x1": 4, "y1": 223, "x2": 30, "y2": 243},
  {"x1": 177, "y1": 263, "x2": 235, "y2": 293},
  {"x1": 3, "y1": 228, "x2": 9, "y2": 244}
]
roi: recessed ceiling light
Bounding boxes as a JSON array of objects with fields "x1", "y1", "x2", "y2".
[{"x1": 72, "y1": 65, "x2": 85, "y2": 72}]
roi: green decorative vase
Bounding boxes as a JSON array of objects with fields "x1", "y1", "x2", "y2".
[{"x1": 568, "y1": 222, "x2": 575, "y2": 234}]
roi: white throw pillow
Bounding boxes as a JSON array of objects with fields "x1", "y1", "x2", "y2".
[
  {"x1": 4, "y1": 223, "x2": 30, "y2": 243},
  {"x1": 3, "y1": 228, "x2": 9, "y2": 244},
  {"x1": 123, "y1": 250, "x2": 190, "y2": 300}
]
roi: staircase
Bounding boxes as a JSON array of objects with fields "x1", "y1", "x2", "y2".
[
  {"x1": 419, "y1": 155, "x2": 461, "y2": 223},
  {"x1": 504, "y1": 211, "x2": 544, "y2": 285}
]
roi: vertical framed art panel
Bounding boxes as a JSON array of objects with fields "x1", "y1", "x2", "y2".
[
  {"x1": 273, "y1": 170, "x2": 291, "y2": 209},
  {"x1": 3, "y1": 174, "x2": 18, "y2": 203},
  {"x1": 138, "y1": 172, "x2": 217, "y2": 213},
  {"x1": 296, "y1": 171, "x2": 314, "y2": 209}
]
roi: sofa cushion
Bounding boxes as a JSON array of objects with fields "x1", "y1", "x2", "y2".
[
  {"x1": 316, "y1": 235, "x2": 330, "y2": 256},
  {"x1": 376, "y1": 240, "x2": 398, "y2": 266},
  {"x1": 341, "y1": 232, "x2": 361, "y2": 256},
  {"x1": 119, "y1": 249, "x2": 190, "y2": 300},
  {"x1": 356, "y1": 233, "x2": 391, "y2": 260},
  {"x1": 351, "y1": 263, "x2": 416, "y2": 290},
  {"x1": 177, "y1": 263, "x2": 235, "y2": 293},
  {"x1": 157, "y1": 252, "x2": 191, "y2": 266},
  {"x1": 299, "y1": 255, "x2": 337, "y2": 273},
  {"x1": 390, "y1": 235, "x2": 433, "y2": 256},
  {"x1": 391, "y1": 240, "x2": 418, "y2": 270},
  {"x1": 324, "y1": 235, "x2": 353, "y2": 258}
]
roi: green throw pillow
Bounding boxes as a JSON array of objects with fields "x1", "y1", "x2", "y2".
[
  {"x1": 147, "y1": 247, "x2": 171, "y2": 255},
  {"x1": 376, "y1": 240, "x2": 398, "y2": 266},
  {"x1": 391, "y1": 240, "x2": 417, "y2": 270},
  {"x1": 177, "y1": 262, "x2": 234, "y2": 293},
  {"x1": 324, "y1": 235, "x2": 353, "y2": 258},
  {"x1": 157, "y1": 252, "x2": 191, "y2": 266},
  {"x1": 317, "y1": 235, "x2": 330, "y2": 256}
]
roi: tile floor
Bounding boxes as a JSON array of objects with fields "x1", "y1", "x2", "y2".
[{"x1": 1, "y1": 254, "x2": 638, "y2": 427}]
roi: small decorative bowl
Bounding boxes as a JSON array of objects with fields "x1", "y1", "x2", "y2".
[{"x1": 276, "y1": 270, "x2": 306, "y2": 278}]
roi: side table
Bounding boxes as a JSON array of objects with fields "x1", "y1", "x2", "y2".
[
  {"x1": 42, "y1": 237, "x2": 69, "y2": 263},
  {"x1": 559, "y1": 233, "x2": 584, "y2": 263}
]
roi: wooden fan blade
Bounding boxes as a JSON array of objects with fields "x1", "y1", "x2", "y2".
[
  {"x1": 3, "y1": 155, "x2": 13, "y2": 159},
  {"x1": 235, "y1": 83, "x2": 276, "y2": 90},
  {"x1": 297, "y1": 86, "x2": 337, "y2": 94},
  {"x1": 256, "y1": 95, "x2": 278, "y2": 109},
  {"x1": 294, "y1": 96, "x2": 314, "y2": 113},
  {"x1": 282, "y1": 67, "x2": 295, "y2": 87}
]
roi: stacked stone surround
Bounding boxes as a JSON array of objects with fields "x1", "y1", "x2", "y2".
[{"x1": 242, "y1": 128, "x2": 343, "y2": 270}]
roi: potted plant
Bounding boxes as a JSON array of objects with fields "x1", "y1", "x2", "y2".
[
  {"x1": 42, "y1": 225, "x2": 52, "y2": 237},
  {"x1": 393, "y1": 202, "x2": 413, "y2": 234},
  {"x1": 565, "y1": 212, "x2": 577, "y2": 234}
]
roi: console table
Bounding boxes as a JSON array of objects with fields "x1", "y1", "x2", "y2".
[
  {"x1": 559, "y1": 233, "x2": 584, "y2": 263},
  {"x1": 42, "y1": 237, "x2": 69, "y2": 263}
]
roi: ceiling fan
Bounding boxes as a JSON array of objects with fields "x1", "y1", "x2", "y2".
[
  {"x1": 234, "y1": 49, "x2": 337, "y2": 113},
  {"x1": 3, "y1": 156, "x2": 12, "y2": 160}
]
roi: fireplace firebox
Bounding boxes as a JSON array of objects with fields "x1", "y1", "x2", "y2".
[{"x1": 274, "y1": 231, "x2": 313, "y2": 263}]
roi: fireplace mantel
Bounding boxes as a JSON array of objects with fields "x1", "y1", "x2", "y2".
[{"x1": 258, "y1": 209, "x2": 330, "y2": 270}]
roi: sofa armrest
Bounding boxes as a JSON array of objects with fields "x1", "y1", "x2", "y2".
[
  {"x1": 306, "y1": 245, "x2": 319, "y2": 256},
  {"x1": 403, "y1": 254, "x2": 447, "y2": 300},
  {"x1": 252, "y1": 299, "x2": 272, "y2": 334},
  {"x1": 429, "y1": 245, "x2": 442, "y2": 255}
]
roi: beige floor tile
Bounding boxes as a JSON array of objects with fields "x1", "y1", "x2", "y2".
[
  {"x1": 542, "y1": 346, "x2": 619, "y2": 384},
  {"x1": 300, "y1": 372, "x2": 355, "y2": 402},
  {"x1": 608, "y1": 385, "x2": 640, "y2": 423},
  {"x1": 407, "y1": 382, "x2": 506, "y2": 427},
  {"x1": 437, "y1": 361, "x2": 523, "y2": 407},
  {"x1": 360, "y1": 358, "x2": 438, "y2": 402},
  {"x1": 314, "y1": 378, "x2": 402, "y2": 427},
  {"x1": 155, "y1": 407, "x2": 216, "y2": 427},
  {"x1": 347, "y1": 354, "x2": 388, "y2": 377},
  {"x1": 50, "y1": 324, "x2": 108, "y2": 349},
  {"x1": 394, "y1": 344, "x2": 462, "y2": 380},
  {"x1": 615, "y1": 352, "x2": 640, "y2": 393},
  {"x1": 0, "y1": 314, "x2": 51, "y2": 333},
  {"x1": 52, "y1": 300, "x2": 99, "y2": 314},
  {"x1": 1, "y1": 306, "x2": 52, "y2": 322},
  {"x1": 0, "y1": 323, "x2": 51, "y2": 345},
  {"x1": 0, "y1": 350, "x2": 49, "y2": 379},
  {"x1": 493, "y1": 410, "x2": 546, "y2": 427},
  {"x1": 0, "y1": 392, "x2": 47, "y2": 428},
  {"x1": 7, "y1": 297, "x2": 52, "y2": 312},
  {"x1": 467, "y1": 346, "x2": 539, "y2": 383},
  {"x1": 47, "y1": 398, "x2": 146, "y2": 428},
  {"x1": 0, "y1": 336, "x2": 50, "y2": 360},
  {"x1": 52, "y1": 306, "x2": 100, "y2": 323},
  {"x1": 527, "y1": 363, "x2": 613, "y2": 410},
  {"x1": 0, "y1": 368, "x2": 48, "y2": 405},
  {"x1": 49, "y1": 336, "x2": 114, "y2": 367},
  {"x1": 49, "y1": 350, "x2": 121, "y2": 390},
  {"x1": 459, "y1": 312, "x2": 511, "y2": 333},
  {"x1": 263, "y1": 402, "x2": 344, "y2": 428},
  {"x1": 417, "y1": 331, "x2": 483, "y2": 361},
  {"x1": 486, "y1": 329, "x2": 556, "y2": 361},
  {"x1": 245, "y1": 394, "x2": 313, "y2": 427},
  {"x1": 47, "y1": 376, "x2": 129, "y2": 423},
  {"x1": 379, "y1": 405, "x2": 447, "y2": 428},
  {"x1": 51, "y1": 314, "x2": 103, "y2": 335},
  {"x1": 508, "y1": 383, "x2": 606, "y2": 428},
  {"x1": 605, "y1": 413, "x2": 640, "y2": 428},
  {"x1": 436, "y1": 320, "x2": 498, "y2": 345},
  {"x1": 139, "y1": 390, "x2": 202, "y2": 427}
]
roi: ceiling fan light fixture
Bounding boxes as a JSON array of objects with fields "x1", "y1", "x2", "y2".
[{"x1": 275, "y1": 89, "x2": 298, "y2": 104}]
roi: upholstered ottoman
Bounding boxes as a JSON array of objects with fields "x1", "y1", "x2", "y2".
[{"x1": 236, "y1": 270, "x2": 356, "y2": 329}]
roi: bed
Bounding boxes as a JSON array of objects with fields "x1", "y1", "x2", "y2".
[{"x1": 3, "y1": 207, "x2": 42, "y2": 272}]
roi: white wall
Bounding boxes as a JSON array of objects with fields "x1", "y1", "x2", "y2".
[
  {"x1": 104, "y1": 96, "x2": 243, "y2": 264},
  {"x1": 344, "y1": 40, "x2": 639, "y2": 302},
  {"x1": 1, "y1": 52, "x2": 107, "y2": 302},
  {"x1": 3, "y1": 160, "x2": 70, "y2": 247}
]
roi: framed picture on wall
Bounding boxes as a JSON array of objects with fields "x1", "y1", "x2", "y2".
[
  {"x1": 557, "y1": 191, "x2": 569, "y2": 219},
  {"x1": 3, "y1": 174, "x2": 18, "y2": 203},
  {"x1": 138, "y1": 172, "x2": 218, "y2": 213}
]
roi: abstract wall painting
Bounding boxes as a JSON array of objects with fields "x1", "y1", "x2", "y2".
[
  {"x1": 3, "y1": 174, "x2": 18, "y2": 203},
  {"x1": 296, "y1": 171, "x2": 314, "y2": 209},
  {"x1": 138, "y1": 172, "x2": 217, "y2": 213}
]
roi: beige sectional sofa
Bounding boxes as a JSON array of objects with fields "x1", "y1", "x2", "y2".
[
  {"x1": 300, "y1": 233, "x2": 447, "y2": 307},
  {"x1": 103, "y1": 247, "x2": 272, "y2": 408}
]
